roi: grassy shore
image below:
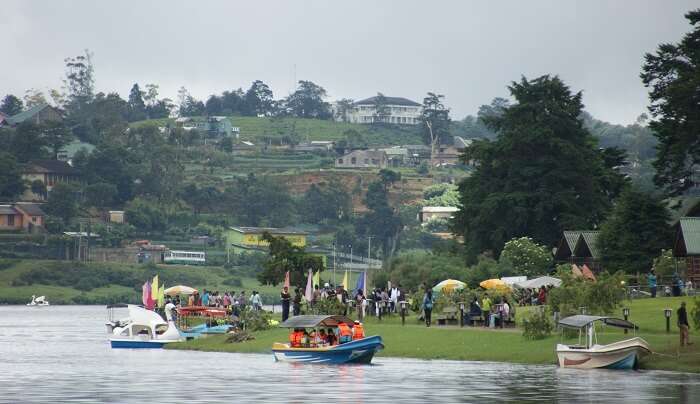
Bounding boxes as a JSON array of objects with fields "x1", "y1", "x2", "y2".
[{"x1": 168, "y1": 296, "x2": 700, "y2": 373}]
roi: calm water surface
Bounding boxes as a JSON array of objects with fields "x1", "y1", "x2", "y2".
[{"x1": 1, "y1": 306, "x2": 698, "y2": 403}]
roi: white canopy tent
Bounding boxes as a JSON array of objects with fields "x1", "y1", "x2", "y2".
[{"x1": 516, "y1": 276, "x2": 562, "y2": 289}]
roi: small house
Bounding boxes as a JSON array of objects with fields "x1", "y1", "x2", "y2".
[
  {"x1": 335, "y1": 150, "x2": 388, "y2": 169},
  {"x1": 673, "y1": 217, "x2": 700, "y2": 285},
  {"x1": 21, "y1": 160, "x2": 80, "y2": 201},
  {"x1": 419, "y1": 206, "x2": 459, "y2": 223},
  {"x1": 0, "y1": 203, "x2": 45, "y2": 233},
  {"x1": 554, "y1": 230, "x2": 602, "y2": 272},
  {"x1": 5, "y1": 103, "x2": 63, "y2": 126}
]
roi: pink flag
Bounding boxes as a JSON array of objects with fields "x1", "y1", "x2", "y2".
[
  {"x1": 284, "y1": 271, "x2": 290, "y2": 289},
  {"x1": 144, "y1": 280, "x2": 154, "y2": 310},
  {"x1": 142, "y1": 281, "x2": 149, "y2": 306},
  {"x1": 304, "y1": 269, "x2": 313, "y2": 302}
]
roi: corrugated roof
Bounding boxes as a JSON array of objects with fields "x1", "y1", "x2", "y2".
[
  {"x1": 24, "y1": 160, "x2": 78, "y2": 175},
  {"x1": 229, "y1": 226, "x2": 308, "y2": 235},
  {"x1": 563, "y1": 231, "x2": 581, "y2": 252},
  {"x1": 678, "y1": 217, "x2": 700, "y2": 256},
  {"x1": 6, "y1": 103, "x2": 55, "y2": 125},
  {"x1": 354, "y1": 96, "x2": 421, "y2": 107},
  {"x1": 0, "y1": 206, "x2": 19, "y2": 215},
  {"x1": 14, "y1": 203, "x2": 45, "y2": 216}
]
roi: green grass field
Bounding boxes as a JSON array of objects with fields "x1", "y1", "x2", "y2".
[
  {"x1": 169, "y1": 296, "x2": 700, "y2": 373},
  {"x1": 0, "y1": 259, "x2": 280, "y2": 305},
  {"x1": 132, "y1": 116, "x2": 423, "y2": 146}
]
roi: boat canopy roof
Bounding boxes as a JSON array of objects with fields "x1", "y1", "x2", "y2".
[
  {"x1": 279, "y1": 315, "x2": 354, "y2": 328},
  {"x1": 106, "y1": 303, "x2": 129, "y2": 309},
  {"x1": 559, "y1": 315, "x2": 637, "y2": 330}
]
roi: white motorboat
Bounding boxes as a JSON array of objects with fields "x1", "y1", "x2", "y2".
[
  {"x1": 109, "y1": 304, "x2": 183, "y2": 348},
  {"x1": 556, "y1": 315, "x2": 651, "y2": 370},
  {"x1": 26, "y1": 295, "x2": 49, "y2": 306}
]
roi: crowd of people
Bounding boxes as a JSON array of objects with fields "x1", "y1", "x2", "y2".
[
  {"x1": 516, "y1": 286, "x2": 552, "y2": 306},
  {"x1": 288, "y1": 320, "x2": 365, "y2": 348},
  {"x1": 179, "y1": 289, "x2": 264, "y2": 314}
]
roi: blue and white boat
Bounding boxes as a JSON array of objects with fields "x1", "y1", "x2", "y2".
[
  {"x1": 109, "y1": 304, "x2": 184, "y2": 348},
  {"x1": 556, "y1": 315, "x2": 651, "y2": 370},
  {"x1": 272, "y1": 315, "x2": 383, "y2": 364}
]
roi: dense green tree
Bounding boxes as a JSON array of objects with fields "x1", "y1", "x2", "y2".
[
  {"x1": 244, "y1": 80, "x2": 274, "y2": 116},
  {"x1": 177, "y1": 87, "x2": 205, "y2": 117},
  {"x1": 285, "y1": 80, "x2": 332, "y2": 119},
  {"x1": 360, "y1": 180, "x2": 402, "y2": 259},
  {"x1": 226, "y1": 174, "x2": 295, "y2": 227},
  {"x1": 42, "y1": 121, "x2": 74, "y2": 159},
  {"x1": 221, "y1": 89, "x2": 246, "y2": 115},
  {"x1": 44, "y1": 182, "x2": 80, "y2": 224},
  {"x1": 84, "y1": 182, "x2": 118, "y2": 208},
  {"x1": 76, "y1": 145, "x2": 135, "y2": 204},
  {"x1": 420, "y1": 92, "x2": 452, "y2": 161},
  {"x1": 378, "y1": 168, "x2": 401, "y2": 188},
  {"x1": 23, "y1": 88, "x2": 48, "y2": 109},
  {"x1": 597, "y1": 187, "x2": 672, "y2": 273},
  {"x1": 127, "y1": 83, "x2": 147, "y2": 122},
  {"x1": 301, "y1": 181, "x2": 351, "y2": 224},
  {"x1": 641, "y1": 9, "x2": 700, "y2": 195},
  {"x1": 334, "y1": 98, "x2": 354, "y2": 122},
  {"x1": 0, "y1": 152, "x2": 26, "y2": 199},
  {"x1": 454, "y1": 75, "x2": 627, "y2": 258},
  {"x1": 63, "y1": 50, "x2": 95, "y2": 116},
  {"x1": 124, "y1": 197, "x2": 167, "y2": 232},
  {"x1": 181, "y1": 184, "x2": 222, "y2": 215},
  {"x1": 499, "y1": 237, "x2": 553, "y2": 277},
  {"x1": 9, "y1": 122, "x2": 47, "y2": 162},
  {"x1": 205, "y1": 95, "x2": 224, "y2": 115},
  {"x1": 257, "y1": 233, "x2": 324, "y2": 287},
  {"x1": 0, "y1": 94, "x2": 24, "y2": 116}
]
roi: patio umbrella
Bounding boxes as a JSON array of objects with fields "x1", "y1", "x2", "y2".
[
  {"x1": 516, "y1": 276, "x2": 562, "y2": 289},
  {"x1": 432, "y1": 279, "x2": 467, "y2": 294},
  {"x1": 479, "y1": 278, "x2": 508, "y2": 290},
  {"x1": 164, "y1": 285, "x2": 198, "y2": 296}
]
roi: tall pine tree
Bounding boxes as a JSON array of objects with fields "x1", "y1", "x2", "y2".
[{"x1": 454, "y1": 75, "x2": 627, "y2": 258}]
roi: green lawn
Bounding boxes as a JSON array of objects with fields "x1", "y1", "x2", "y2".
[
  {"x1": 169, "y1": 296, "x2": 700, "y2": 373},
  {"x1": 0, "y1": 259, "x2": 280, "y2": 304}
]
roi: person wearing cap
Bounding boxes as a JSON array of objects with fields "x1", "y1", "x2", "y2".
[{"x1": 352, "y1": 320, "x2": 365, "y2": 340}]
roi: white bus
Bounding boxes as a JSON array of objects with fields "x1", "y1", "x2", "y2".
[{"x1": 163, "y1": 250, "x2": 206, "y2": 266}]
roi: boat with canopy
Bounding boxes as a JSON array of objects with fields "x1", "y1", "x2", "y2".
[
  {"x1": 109, "y1": 304, "x2": 184, "y2": 348},
  {"x1": 556, "y1": 315, "x2": 651, "y2": 369},
  {"x1": 272, "y1": 315, "x2": 383, "y2": 364}
]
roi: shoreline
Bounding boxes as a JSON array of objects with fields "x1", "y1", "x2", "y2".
[{"x1": 167, "y1": 318, "x2": 700, "y2": 373}]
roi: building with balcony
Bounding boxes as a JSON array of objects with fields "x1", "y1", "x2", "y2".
[{"x1": 336, "y1": 96, "x2": 422, "y2": 125}]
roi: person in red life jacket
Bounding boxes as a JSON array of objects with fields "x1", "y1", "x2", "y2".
[
  {"x1": 289, "y1": 328, "x2": 303, "y2": 348},
  {"x1": 352, "y1": 320, "x2": 365, "y2": 340},
  {"x1": 337, "y1": 321, "x2": 352, "y2": 344}
]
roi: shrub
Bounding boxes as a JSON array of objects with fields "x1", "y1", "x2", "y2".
[
  {"x1": 521, "y1": 307, "x2": 554, "y2": 340},
  {"x1": 500, "y1": 237, "x2": 553, "y2": 277},
  {"x1": 548, "y1": 271, "x2": 626, "y2": 317},
  {"x1": 240, "y1": 309, "x2": 272, "y2": 331},
  {"x1": 692, "y1": 297, "x2": 700, "y2": 331},
  {"x1": 223, "y1": 277, "x2": 243, "y2": 287},
  {"x1": 310, "y1": 298, "x2": 347, "y2": 316}
]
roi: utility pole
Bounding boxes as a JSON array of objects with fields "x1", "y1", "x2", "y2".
[
  {"x1": 349, "y1": 244, "x2": 353, "y2": 278},
  {"x1": 367, "y1": 236, "x2": 374, "y2": 271},
  {"x1": 332, "y1": 241, "x2": 337, "y2": 286}
]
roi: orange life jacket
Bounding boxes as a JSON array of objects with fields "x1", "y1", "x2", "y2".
[
  {"x1": 337, "y1": 322, "x2": 352, "y2": 337},
  {"x1": 352, "y1": 323, "x2": 365, "y2": 340},
  {"x1": 290, "y1": 331, "x2": 303, "y2": 347}
]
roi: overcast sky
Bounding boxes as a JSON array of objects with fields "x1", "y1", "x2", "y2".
[{"x1": 1, "y1": 1, "x2": 696, "y2": 124}]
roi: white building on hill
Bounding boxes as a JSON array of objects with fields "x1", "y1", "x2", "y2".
[{"x1": 335, "y1": 96, "x2": 422, "y2": 125}]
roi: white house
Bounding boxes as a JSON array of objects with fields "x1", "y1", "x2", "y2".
[{"x1": 335, "y1": 96, "x2": 422, "y2": 125}]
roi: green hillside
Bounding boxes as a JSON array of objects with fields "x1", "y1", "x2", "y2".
[
  {"x1": 0, "y1": 259, "x2": 280, "y2": 305},
  {"x1": 132, "y1": 116, "x2": 423, "y2": 146}
]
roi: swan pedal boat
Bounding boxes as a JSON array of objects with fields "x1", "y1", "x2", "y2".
[
  {"x1": 556, "y1": 315, "x2": 651, "y2": 370},
  {"x1": 27, "y1": 295, "x2": 49, "y2": 306},
  {"x1": 272, "y1": 315, "x2": 384, "y2": 364},
  {"x1": 108, "y1": 304, "x2": 184, "y2": 348}
]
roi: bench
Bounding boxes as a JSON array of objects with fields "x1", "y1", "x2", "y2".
[{"x1": 436, "y1": 307, "x2": 459, "y2": 325}]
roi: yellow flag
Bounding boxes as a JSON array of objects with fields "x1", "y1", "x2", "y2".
[
  {"x1": 313, "y1": 271, "x2": 320, "y2": 289},
  {"x1": 152, "y1": 274, "x2": 159, "y2": 300},
  {"x1": 158, "y1": 284, "x2": 165, "y2": 308},
  {"x1": 342, "y1": 270, "x2": 348, "y2": 289}
]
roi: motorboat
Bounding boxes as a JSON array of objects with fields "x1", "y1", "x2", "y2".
[
  {"x1": 27, "y1": 295, "x2": 49, "y2": 306},
  {"x1": 272, "y1": 315, "x2": 383, "y2": 364},
  {"x1": 176, "y1": 306, "x2": 231, "y2": 338},
  {"x1": 109, "y1": 304, "x2": 184, "y2": 348},
  {"x1": 556, "y1": 315, "x2": 651, "y2": 370}
]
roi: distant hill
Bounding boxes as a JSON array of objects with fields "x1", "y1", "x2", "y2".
[{"x1": 132, "y1": 116, "x2": 424, "y2": 146}]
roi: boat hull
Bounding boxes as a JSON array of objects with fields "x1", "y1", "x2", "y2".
[
  {"x1": 272, "y1": 336, "x2": 383, "y2": 364},
  {"x1": 557, "y1": 337, "x2": 651, "y2": 370},
  {"x1": 110, "y1": 339, "x2": 179, "y2": 349}
]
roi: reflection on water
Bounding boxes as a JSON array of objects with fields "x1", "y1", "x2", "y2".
[{"x1": 1, "y1": 306, "x2": 699, "y2": 403}]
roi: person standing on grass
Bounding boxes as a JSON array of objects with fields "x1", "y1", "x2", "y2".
[
  {"x1": 422, "y1": 289, "x2": 434, "y2": 327},
  {"x1": 678, "y1": 302, "x2": 692, "y2": 347},
  {"x1": 281, "y1": 286, "x2": 291, "y2": 322},
  {"x1": 481, "y1": 294, "x2": 492, "y2": 327},
  {"x1": 648, "y1": 269, "x2": 657, "y2": 298},
  {"x1": 292, "y1": 288, "x2": 302, "y2": 316}
]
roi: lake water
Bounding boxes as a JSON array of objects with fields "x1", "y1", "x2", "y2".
[{"x1": 1, "y1": 306, "x2": 699, "y2": 403}]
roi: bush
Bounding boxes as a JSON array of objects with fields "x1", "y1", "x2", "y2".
[
  {"x1": 240, "y1": 309, "x2": 272, "y2": 331},
  {"x1": 309, "y1": 298, "x2": 347, "y2": 316},
  {"x1": 521, "y1": 307, "x2": 553, "y2": 340},
  {"x1": 500, "y1": 237, "x2": 552, "y2": 277},
  {"x1": 223, "y1": 277, "x2": 243, "y2": 287},
  {"x1": 692, "y1": 297, "x2": 700, "y2": 331},
  {"x1": 548, "y1": 271, "x2": 626, "y2": 317}
]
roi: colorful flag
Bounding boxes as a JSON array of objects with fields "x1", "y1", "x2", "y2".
[
  {"x1": 342, "y1": 270, "x2": 348, "y2": 289},
  {"x1": 151, "y1": 274, "x2": 159, "y2": 300},
  {"x1": 157, "y1": 284, "x2": 165, "y2": 308},
  {"x1": 305, "y1": 269, "x2": 313, "y2": 302},
  {"x1": 313, "y1": 270, "x2": 320, "y2": 289},
  {"x1": 142, "y1": 281, "x2": 150, "y2": 306},
  {"x1": 284, "y1": 271, "x2": 290, "y2": 289},
  {"x1": 355, "y1": 271, "x2": 365, "y2": 295}
]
